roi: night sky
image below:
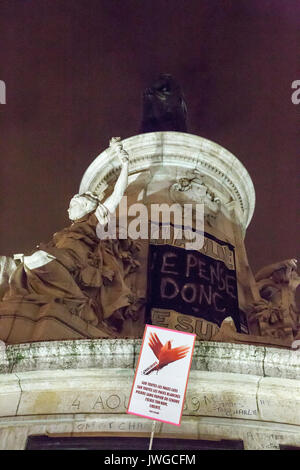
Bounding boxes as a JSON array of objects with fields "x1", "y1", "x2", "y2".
[{"x1": 0, "y1": 0, "x2": 299, "y2": 273}]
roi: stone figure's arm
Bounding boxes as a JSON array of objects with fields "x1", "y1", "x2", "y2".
[
  {"x1": 0, "y1": 256, "x2": 17, "y2": 300},
  {"x1": 95, "y1": 138, "x2": 129, "y2": 221},
  {"x1": 255, "y1": 259, "x2": 298, "y2": 282}
]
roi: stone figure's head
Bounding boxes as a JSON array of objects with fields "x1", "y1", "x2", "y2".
[
  {"x1": 140, "y1": 73, "x2": 187, "y2": 133},
  {"x1": 178, "y1": 178, "x2": 192, "y2": 191},
  {"x1": 68, "y1": 192, "x2": 102, "y2": 221}
]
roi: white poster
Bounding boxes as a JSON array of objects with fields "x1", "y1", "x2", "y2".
[{"x1": 127, "y1": 324, "x2": 196, "y2": 426}]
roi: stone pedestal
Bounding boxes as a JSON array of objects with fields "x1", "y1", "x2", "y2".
[
  {"x1": 1, "y1": 132, "x2": 297, "y2": 345},
  {"x1": 0, "y1": 133, "x2": 298, "y2": 450},
  {"x1": 81, "y1": 132, "x2": 259, "y2": 337},
  {"x1": 0, "y1": 339, "x2": 299, "y2": 450}
]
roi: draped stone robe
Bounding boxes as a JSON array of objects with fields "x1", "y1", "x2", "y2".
[{"x1": 0, "y1": 212, "x2": 145, "y2": 343}]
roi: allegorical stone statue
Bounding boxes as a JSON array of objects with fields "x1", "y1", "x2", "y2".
[
  {"x1": 0, "y1": 138, "x2": 145, "y2": 344},
  {"x1": 247, "y1": 259, "x2": 300, "y2": 341},
  {"x1": 140, "y1": 73, "x2": 187, "y2": 133}
]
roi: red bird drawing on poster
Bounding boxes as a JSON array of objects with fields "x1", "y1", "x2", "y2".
[{"x1": 144, "y1": 332, "x2": 190, "y2": 375}]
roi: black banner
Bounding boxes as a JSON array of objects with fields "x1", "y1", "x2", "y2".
[{"x1": 148, "y1": 233, "x2": 242, "y2": 332}]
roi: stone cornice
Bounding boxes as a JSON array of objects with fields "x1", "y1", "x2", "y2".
[
  {"x1": 1, "y1": 339, "x2": 299, "y2": 380},
  {"x1": 0, "y1": 339, "x2": 299, "y2": 449},
  {"x1": 79, "y1": 132, "x2": 256, "y2": 230}
]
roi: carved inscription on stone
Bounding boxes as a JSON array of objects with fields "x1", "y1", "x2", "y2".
[
  {"x1": 65, "y1": 390, "x2": 259, "y2": 420},
  {"x1": 185, "y1": 394, "x2": 258, "y2": 419},
  {"x1": 70, "y1": 392, "x2": 129, "y2": 413},
  {"x1": 74, "y1": 420, "x2": 147, "y2": 433}
]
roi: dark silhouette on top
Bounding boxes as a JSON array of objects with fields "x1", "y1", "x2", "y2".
[{"x1": 140, "y1": 74, "x2": 187, "y2": 133}]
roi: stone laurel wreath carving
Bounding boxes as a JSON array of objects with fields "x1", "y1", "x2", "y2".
[
  {"x1": 0, "y1": 138, "x2": 145, "y2": 344},
  {"x1": 247, "y1": 259, "x2": 300, "y2": 342}
]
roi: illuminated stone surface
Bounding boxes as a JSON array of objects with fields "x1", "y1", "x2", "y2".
[{"x1": 0, "y1": 339, "x2": 299, "y2": 450}]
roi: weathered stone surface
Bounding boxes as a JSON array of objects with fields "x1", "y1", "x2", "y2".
[
  {"x1": 257, "y1": 377, "x2": 300, "y2": 426},
  {"x1": 191, "y1": 341, "x2": 266, "y2": 377},
  {"x1": 5, "y1": 339, "x2": 135, "y2": 373},
  {"x1": 263, "y1": 346, "x2": 300, "y2": 379},
  {"x1": 0, "y1": 367, "x2": 296, "y2": 428},
  {"x1": 0, "y1": 426, "x2": 28, "y2": 450},
  {"x1": 0, "y1": 339, "x2": 299, "y2": 449},
  {"x1": 0, "y1": 374, "x2": 21, "y2": 417},
  {"x1": 15, "y1": 369, "x2": 133, "y2": 416},
  {"x1": 1, "y1": 339, "x2": 300, "y2": 380},
  {"x1": 1, "y1": 413, "x2": 300, "y2": 450},
  {"x1": 186, "y1": 371, "x2": 260, "y2": 420},
  {"x1": 0, "y1": 341, "x2": 8, "y2": 374}
]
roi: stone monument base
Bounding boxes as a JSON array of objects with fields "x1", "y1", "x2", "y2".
[
  {"x1": 0, "y1": 308, "x2": 119, "y2": 344},
  {"x1": 0, "y1": 339, "x2": 299, "y2": 450},
  {"x1": 0, "y1": 308, "x2": 292, "y2": 350},
  {"x1": 212, "y1": 319, "x2": 292, "y2": 349}
]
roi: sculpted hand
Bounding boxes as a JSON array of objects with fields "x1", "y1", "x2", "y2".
[
  {"x1": 278, "y1": 259, "x2": 298, "y2": 271},
  {"x1": 272, "y1": 259, "x2": 298, "y2": 283},
  {"x1": 255, "y1": 259, "x2": 298, "y2": 282},
  {"x1": 110, "y1": 137, "x2": 129, "y2": 164}
]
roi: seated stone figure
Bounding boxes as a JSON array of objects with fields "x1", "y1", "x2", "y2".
[
  {"x1": 247, "y1": 259, "x2": 300, "y2": 342},
  {"x1": 0, "y1": 138, "x2": 145, "y2": 344}
]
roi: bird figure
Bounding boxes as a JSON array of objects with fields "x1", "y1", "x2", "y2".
[{"x1": 145, "y1": 332, "x2": 190, "y2": 375}]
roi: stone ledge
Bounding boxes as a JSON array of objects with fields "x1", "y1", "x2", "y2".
[
  {"x1": 1, "y1": 414, "x2": 300, "y2": 450},
  {"x1": 0, "y1": 369, "x2": 299, "y2": 427},
  {"x1": 0, "y1": 343, "x2": 299, "y2": 449},
  {"x1": 0, "y1": 339, "x2": 299, "y2": 380}
]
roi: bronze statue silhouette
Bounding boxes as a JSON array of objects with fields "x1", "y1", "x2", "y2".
[{"x1": 140, "y1": 74, "x2": 187, "y2": 133}]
